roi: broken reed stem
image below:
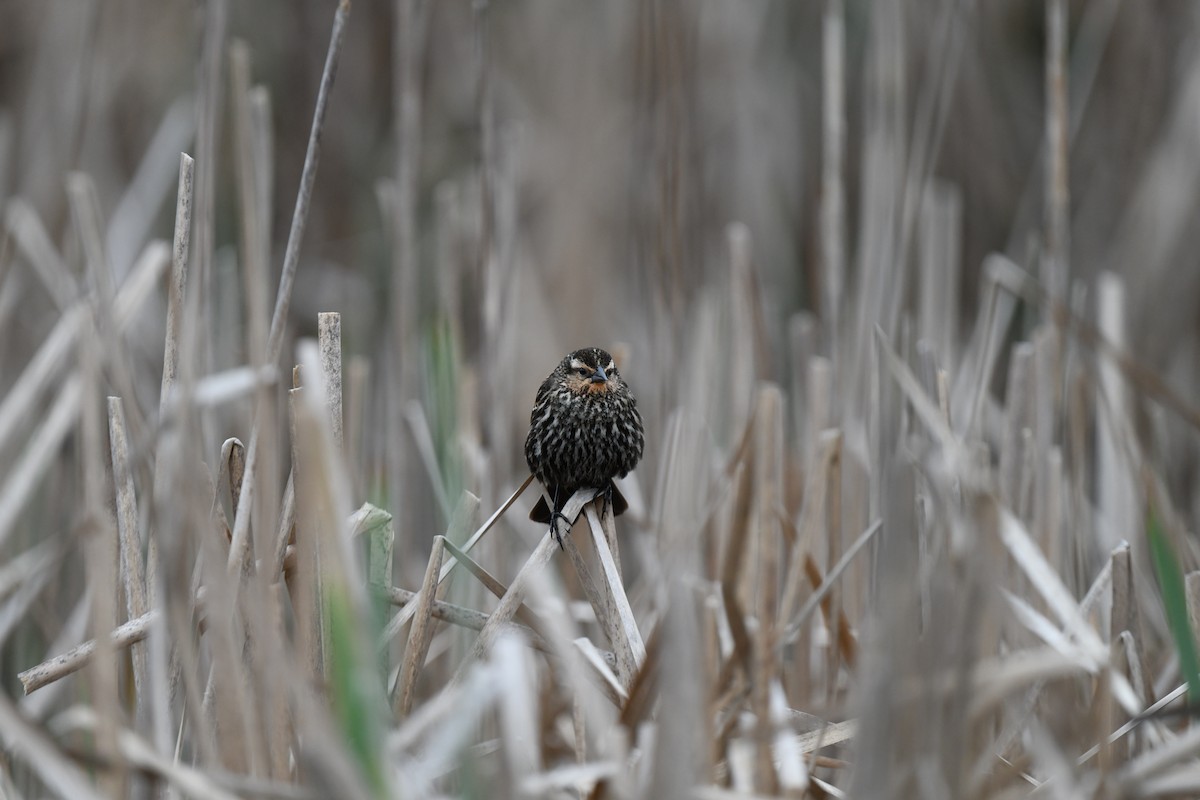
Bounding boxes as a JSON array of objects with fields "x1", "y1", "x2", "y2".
[
  {"x1": 227, "y1": 0, "x2": 349, "y2": 575},
  {"x1": 160, "y1": 152, "x2": 195, "y2": 404}
]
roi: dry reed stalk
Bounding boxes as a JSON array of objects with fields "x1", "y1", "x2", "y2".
[
  {"x1": 0, "y1": 243, "x2": 166, "y2": 553},
  {"x1": 1000, "y1": 343, "x2": 1034, "y2": 509},
  {"x1": 715, "y1": 442, "x2": 756, "y2": 699},
  {"x1": 79, "y1": 332, "x2": 124, "y2": 795},
  {"x1": 806, "y1": 357, "x2": 832, "y2": 466},
  {"x1": 318, "y1": 312, "x2": 344, "y2": 450},
  {"x1": 0, "y1": 543, "x2": 57, "y2": 642},
  {"x1": 403, "y1": 400, "x2": 452, "y2": 520},
  {"x1": 436, "y1": 534, "x2": 624, "y2": 710},
  {"x1": 249, "y1": 84, "x2": 274, "y2": 257},
  {"x1": 106, "y1": 396, "x2": 149, "y2": 705},
  {"x1": 387, "y1": 585, "x2": 550, "y2": 652},
  {"x1": 395, "y1": 535, "x2": 446, "y2": 715},
  {"x1": 378, "y1": 475, "x2": 532, "y2": 646},
  {"x1": 824, "y1": 415, "x2": 847, "y2": 691},
  {"x1": 493, "y1": 630, "x2": 545, "y2": 785},
  {"x1": 644, "y1": 408, "x2": 711, "y2": 796},
  {"x1": 583, "y1": 504, "x2": 646, "y2": 683},
  {"x1": 105, "y1": 97, "x2": 193, "y2": 286},
  {"x1": 197, "y1": 495, "x2": 263, "y2": 778},
  {"x1": 270, "y1": 468, "x2": 296, "y2": 580},
  {"x1": 385, "y1": 0, "x2": 429, "y2": 562},
  {"x1": 0, "y1": 691, "x2": 107, "y2": 800},
  {"x1": 230, "y1": 45, "x2": 282, "y2": 587},
  {"x1": 443, "y1": 522, "x2": 548, "y2": 674},
  {"x1": 451, "y1": 489, "x2": 595, "y2": 682},
  {"x1": 1044, "y1": 0, "x2": 1070, "y2": 306},
  {"x1": 391, "y1": 0, "x2": 428, "y2": 358},
  {"x1": 298, "y1": 311, "x2": 346, "y2": 689},
  {"x1": 19, "y1": 609, "x2": 158, "y2": 694},
  {"x1": 230, "y1": 40, "x2": 269, "y2": 367},
  {"x1": 345, "y1": 355, "x2": 369, "y2": 490},
  {"x1": 364, "y1": 501, "x2": 395, "y2": 599},
  {"x1": 883, "y1": 0, "x2": 964, "y2": 349},
  {"x1": 4, "y1": 198, "x2": 77, "y2": 310},
  {"x1": 917, "y1": 181, "x2": 961, "y2": 368},
  {"x1": 1097, "y1": 273, "x2": 1134, "y2": 552},
  {"x1": 227, "y1": 0, "x2": 349, "y2": 576},
  {"x1": 0, "y1": 376, "x2": 82, "y2": 555},
  {"x1": 258, "y1": 579, "x2": 293, "y2": 783},
  {"x1": 751, "y1": 386, "x2": 783, "y2": 792},
  {"x1": 290, "y1": 340, "x2": 390, "y2": 792},
  {"x1": 781, "y1": 519, "x2": 881, "y2": 648},
  {"x1": 289, "y1": 374, "x2": 323, "y2": 684},
  {"x1": 12, "y1": 4, "x2": 1200, "y2": 797},
  {"x1": 223, "y1": 435, "x2": 287, "y2": 780},
  {"x1": 190, "y1": 0, "x2": 227, "y2": 390},
  {"x1": 1111, "y1": 542, "x2": 1153, "y2": 702},
  {"x1": 145, "y1": 153, "x2": 194, "y2": 752},
  {"x1": 992, "y1": 259, "x2": 1200, "y2": 435},
  {"x1": 439, "y1": 535, "x2": 542, "y2": 634},
  {"x1": 819, "y1": 0, "x2": 845, "y2": 363}
]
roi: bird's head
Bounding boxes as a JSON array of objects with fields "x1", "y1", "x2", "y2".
[{"x1": 560, "y1": 348, "x2": 618, "y2": 396}]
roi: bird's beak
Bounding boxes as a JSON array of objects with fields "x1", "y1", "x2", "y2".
[{"x1": 590, "y1": 365, "x2": 608, "y2": 384}]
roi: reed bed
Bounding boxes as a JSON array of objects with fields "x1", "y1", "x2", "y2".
[{"x1": 2, "y1": 1, "x2": 1200, "y2": 798}]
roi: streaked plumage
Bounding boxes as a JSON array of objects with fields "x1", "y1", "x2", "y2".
[{"x1": 524, "y1": 347, "x2": 644, "y2": 543}]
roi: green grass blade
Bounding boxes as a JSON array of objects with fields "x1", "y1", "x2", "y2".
[{"x1": 1147, "y1": 511, "x2": 1200, "y2": 703}]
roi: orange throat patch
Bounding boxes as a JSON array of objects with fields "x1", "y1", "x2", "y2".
[{"x1": 565, "y1": 374, "x2": 610, "y2": 395}]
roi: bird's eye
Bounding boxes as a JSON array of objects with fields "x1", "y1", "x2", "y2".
[{"x1": 575, "y1": 368, "x2": 589, "y2": 377}]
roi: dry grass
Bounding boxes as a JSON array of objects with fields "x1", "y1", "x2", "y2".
[{"x1": 3, "y1": 1, "x2": 1200, "y2": 798}]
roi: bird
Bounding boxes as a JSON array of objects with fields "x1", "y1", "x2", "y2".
[{"x1": 524, "y1": 347, "x2": 644, "y2": 546}]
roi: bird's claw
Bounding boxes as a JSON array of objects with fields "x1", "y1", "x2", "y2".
[
  {"x1": 592, "y1": 484, "x2": 613, "y2": 520},
  {"x1": 549, "y1": 511, "x2": 572, "y2": 550}
]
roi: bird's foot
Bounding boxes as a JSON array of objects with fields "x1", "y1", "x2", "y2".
[
  {"x1": 592, "y1": 483, "x2": 614, "y2": 520},
  {"x1": 549, "y1": 511, "x2": 573, "y2": 550}
]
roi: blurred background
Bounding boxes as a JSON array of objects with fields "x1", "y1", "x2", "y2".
[
  {"x1": 2, "y1": 1, "x2": 1196, "y2": 492},
  {"x1": 4, "y1": 1, "x2": 1200, "y2": 794}
]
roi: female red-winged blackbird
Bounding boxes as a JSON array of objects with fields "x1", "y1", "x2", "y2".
[{"x1": 525, "y1": 347, "x2": 644, "y2": 545}]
